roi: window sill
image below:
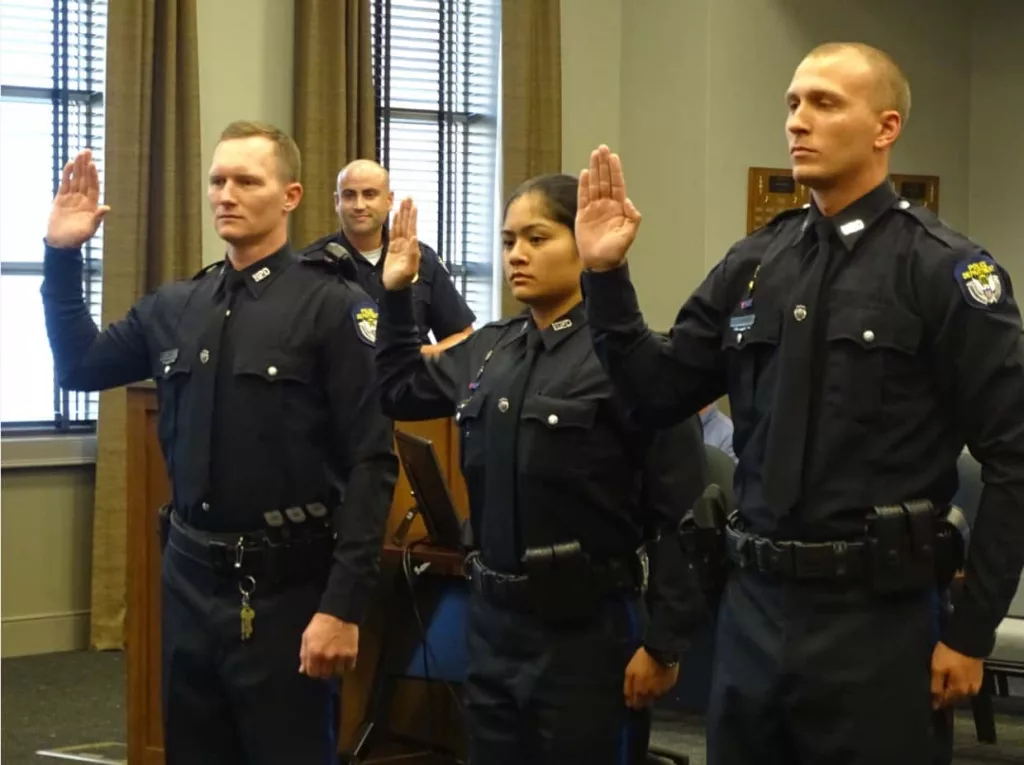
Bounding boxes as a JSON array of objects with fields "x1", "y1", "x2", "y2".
[{"x1": 1, "y1": 433, "x2": 98, "y2": 469}]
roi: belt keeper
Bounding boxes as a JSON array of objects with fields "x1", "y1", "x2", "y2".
[{"x1": 833, "y1": 540, "x2": 849, "y2": 577}]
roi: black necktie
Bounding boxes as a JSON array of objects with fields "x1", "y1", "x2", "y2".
[
  {"x1": 762, "y1": 219, "x2": 833, "y2": 517},
  {"x1": 179, "y1": 270, "x2": 242, "y2": 516},
  {"x1": 482, "y1": 330, "x2": 541, "y2": 572}
]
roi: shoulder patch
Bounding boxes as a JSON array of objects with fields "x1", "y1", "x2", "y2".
[
  {"x1": 351, "y1": 301, "x2": 379, "y2": 346},
  {"x1": 954, "y1": 254, "x2": 1005, "y2": 309}
]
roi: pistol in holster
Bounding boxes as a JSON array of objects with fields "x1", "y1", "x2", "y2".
[
  {"x1": 678, "y1": 484, "x2": 731, "y2": 612},
  {"x1": 157, "y1": 504, "x2": 172, "y2": 552},
  {"x1": 522, "y1": 540, "x2": 598, "y2": 625},
  {"x1": 865, "y1": 499, "x2": 968, "y2": 594}
]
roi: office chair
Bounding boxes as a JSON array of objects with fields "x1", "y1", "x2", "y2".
[{"x1": 646, "y1": 445, "x2": 736, "y2": 765}]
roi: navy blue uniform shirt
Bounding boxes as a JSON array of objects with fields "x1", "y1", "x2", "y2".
[
  {"x1": 41, "y1": 243, "x2": 398, "y2": 624},
  {"x1": 582, "y1": 181, "x2": 1024, "y2": 658},
  {"x1": 300, "y1": 229, "x2": 476, "y2": 345},
  {"x1": 376, "y1": 289, "x2": 708, "y2": 657}
]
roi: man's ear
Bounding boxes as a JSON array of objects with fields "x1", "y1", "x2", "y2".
[
  {"x1": 284, "y1": 182, "x2": 304, "y2": 212},
  {"x1": 875, "y1": 110, "x2": 902, "y2": 151}
]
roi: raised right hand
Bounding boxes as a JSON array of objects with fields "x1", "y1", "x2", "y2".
[
  {"x1": 45, "y1": 150, "x2": 110, "y2": 249},
  {"x1": 575, "y1": 145, "x2": 642, "y2": 272},
  {"x1": 381, "y1": 197, "x2": 421, "y2": 291}
]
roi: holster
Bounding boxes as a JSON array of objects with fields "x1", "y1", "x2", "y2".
[
  {"x1": 678, "y1": 484, "x2": 730, "y2": 611},
  {"x1": 866, "y1": 500, "x2": 966, "y2": 594},
  {"x1": 522, "y1": 540, "x2": 599, "y2": 625}
]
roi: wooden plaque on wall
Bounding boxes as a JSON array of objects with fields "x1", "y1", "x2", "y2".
[
  {"x1": 890, "y1": 173, "x2": 940, "y2": 213},
  {"x1": 747, "y1": 168, "x2": 941, "y2": 234},
  {"x1": 746, "y1": 167, "x2": 811, "y2": 234}
]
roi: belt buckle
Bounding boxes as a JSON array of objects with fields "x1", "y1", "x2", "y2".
[
  {"x1": 754, "y1": 538, "x2": 792, "y2": 577},
  {"x1": 207, "y1": 540, "x2": 232, "y2": 573},
  {"x1": 792, "y1": 542, "x2": 833, "y2": 580}
]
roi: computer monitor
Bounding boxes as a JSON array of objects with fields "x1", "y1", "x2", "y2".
[{"x1": 394, "y1": 429, "x2": 465, "y2": 550}]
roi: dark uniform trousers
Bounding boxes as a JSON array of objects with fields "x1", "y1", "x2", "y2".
[
  {"x1": 161, "y1": 528, "x2": 338, "y2": 765},
  {"x1": 464, "y1": 590, "x2": 651, "y2": 765},
  {"x1": 707, "y1": 570, "x2": 946, "y2": 765}
]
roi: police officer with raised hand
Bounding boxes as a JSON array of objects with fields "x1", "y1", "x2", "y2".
[
  {"x1": 375, "y1": 176, "x2": 707, "y2": 764},
  {"x1": 41, "y1": 121, "x2": 398, "y2": 764},
  {"x1": 576, "y1": 42, "x2": 1024, "y2": 764},
  {"x1": 299, "y1": 159, "x2": 476, "y2": 355}
]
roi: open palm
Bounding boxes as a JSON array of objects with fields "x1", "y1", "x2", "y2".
[
  {"x1": 382, "y1": 198, "x2": 421, "y2": 291},
  {"x1": 46, "y1": 150, "x2": 110, "y2": 249},
  {"x1": 575, "y1": 145, "x2": 641, "y2": 271}
]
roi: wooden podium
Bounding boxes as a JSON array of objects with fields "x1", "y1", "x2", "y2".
[{"x1": 124, "y1": 383, "x2": 469, "y2": 764}]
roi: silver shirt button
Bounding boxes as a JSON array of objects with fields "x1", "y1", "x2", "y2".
[
  {"x1": 199, "y1": 349, "x2": 210, "y2": 364},
  {"x1": 163, "y1": 365, "x2": 170, "y2": 375},
  {"x1": 498, "y1": 398, "x2": 509, "y2": 413},
  {"x1": 201, "y1": 501, "x2": 210, "y2": 511},
  {"x1": 547, "y1": 414, "x2": 559, "y2": 426},
  {"x1": 862, "y1": 330, "x2": 875, "y2": 343},
  {"x1": 267, "y1": 366, "x2": 278, "y2": 377},
  {"x1": 794, "y1": 305, "x2": 808, "y2": 322}
]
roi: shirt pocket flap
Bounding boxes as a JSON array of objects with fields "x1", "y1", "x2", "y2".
[
  {"x1": 233, "y1": 353, "x2": 313, "y2": 383},
  {"x1": 827, "y1": 306, "x2": 922, "y2": 354},
  {"x1": 521, "y1": 395, "x2": 597, "y2": 429}
]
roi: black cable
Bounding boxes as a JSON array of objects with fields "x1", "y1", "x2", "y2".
[{"x1": 401, "y1": 537, "x2": 466, "y2": 720}]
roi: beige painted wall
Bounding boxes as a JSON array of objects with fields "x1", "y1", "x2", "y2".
[
  {"x1": 1, "y1": 466, "x2": 95, "y2": 656},
  {"x1": 197, "y1": 0, "x2": 296, "y2": 266},
  {"x1": 968, "y1": 0, "x2": 1024, "y2": 283}
]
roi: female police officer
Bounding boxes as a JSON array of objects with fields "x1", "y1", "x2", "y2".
[{"x1": 374, "y1": 174, "x2": 706, "y2": 764}]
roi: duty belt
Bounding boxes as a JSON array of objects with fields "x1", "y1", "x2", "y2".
[
  {"x1": 168, "y1": 508, "x2": 333, "y2": 584},
  {"x1": 725, "y1": 523, "x2": 868, "y2": 581},
  {"x1": 466, "y1": 551, "x2": 644, "y2": 613}
]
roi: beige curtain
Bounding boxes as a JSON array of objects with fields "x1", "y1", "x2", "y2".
[
  {"x1": 500, "y1": 0, "x2": 562, "y2": 318},
  {"x1": 292, "y1": 0, "x2": 377, "y2": 249},
  {"x1": 90, "y1": 0, "x2": 202, "y2": 650}
]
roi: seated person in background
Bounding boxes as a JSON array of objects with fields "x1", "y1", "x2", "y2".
[
  {"x1": 700, "y1": 402, "x2": 737, "y2": 463},
  {"x1": 299, "y1": 159, "x2": 475, "y2": 354}
]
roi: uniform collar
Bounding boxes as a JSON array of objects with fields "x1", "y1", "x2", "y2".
[
  {"x1": 528, "y1": 300, "x2": 587, "y2": 352},
  {"x1": 335, "y1": 228, "x2": 386, "y2": 271},
  {"x1": 798, "y1": 180, "x2": 898, "y2": 251},
  {"x1": 218, "y1": 243, "x2": 295, "y2": 299}
]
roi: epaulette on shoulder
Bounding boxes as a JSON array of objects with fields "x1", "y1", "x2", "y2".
[
  {"x1": 296, "y1": 232, "x2": 335, "y2": 258},
  {"x1": 748, "y1": 205, "x2": 808, "y2": 237},
  {"x1": 191, "y1": 260, "x2": 224, "y2": 280},
  {"x1": 892, "y1": 200, "x2": 967, "y2": 251},
  {"x1": 299, "y1": 243, "x2": 358, "y2": 281}
]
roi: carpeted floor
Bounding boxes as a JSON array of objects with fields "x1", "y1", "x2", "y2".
[{"x1": 2, "y1": 650, "x2": 1023, "y2": 764}]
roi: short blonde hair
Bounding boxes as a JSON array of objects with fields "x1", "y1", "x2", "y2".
[
  {"x1": 218, "y1": 120, "x2": 302, "y2": 182},
  {"x1": 807, "y1": 42, "x2": 912, "y2": 125}
]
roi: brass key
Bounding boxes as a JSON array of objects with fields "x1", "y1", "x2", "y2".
[{"x1": 239, "y1": 576, "x2": 256, "y2": 641}]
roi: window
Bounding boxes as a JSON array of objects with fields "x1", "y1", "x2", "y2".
[
  {"x1": 0, "y1": 0, "x2": 107, "y2": 431},
  {"x1": 371, "y1": 0, "x2": 501, "y2": 325}
]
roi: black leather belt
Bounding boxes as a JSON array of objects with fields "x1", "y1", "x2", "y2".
[
  {"x1": 168, "y1": 513, "x2": 332, "y2": 583},
  {"x1": 725, "y1": 522, "x2": 868, "y2": 581},
  {"x1": 466, "y1": 553, "x2": 642, "y2": 612}
]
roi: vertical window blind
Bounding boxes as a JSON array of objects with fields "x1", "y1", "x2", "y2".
[
  {"x1": 0, "y1": 0, "x2": 107, "y2": 429},
  {"x1": 371, "y1": 0, "x2": 501, "y2": 325}
]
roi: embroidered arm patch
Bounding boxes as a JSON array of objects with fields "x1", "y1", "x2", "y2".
[
  {"x1": 954, "y1": 254, "x2": 1005, "y2": 309},
  {"x1": 352, "y1": 301, "x2": 379, "y2": 346}
]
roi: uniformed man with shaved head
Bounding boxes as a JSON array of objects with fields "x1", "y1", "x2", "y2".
[{"x1": 300, "y1": 159, "x2": 475, "y2": 354}]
